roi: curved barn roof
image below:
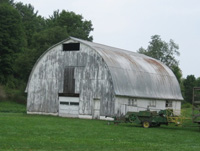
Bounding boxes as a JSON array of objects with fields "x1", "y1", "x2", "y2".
[{"x1": 70, "y1": 37, "x2": 183, "y2": 100}]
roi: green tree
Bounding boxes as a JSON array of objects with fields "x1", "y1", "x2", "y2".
[
  {"x1": 0, "y1": 3, "x2": 25, "y2": 84},
  {"x1": 13, "y1": 48, "x2": 36, "y2": 81},
  {"x1": 138, "y1": 35, "x2": 180, "y2": 68},
  {"x1": 171, "y1": 65, "x2": 182, "y2": 84},
  {"x1": 31, "y1": 26, "x2": 69, "y2": 59},
  {"x1": 47, "y1": 10, "x2": 93, "y2": 41},
  {"x1": 14, "y1": 26, "x2": 69, "y2": 82},
  {"x1": 183, "y1": 75, "x2": 196, "y2": 103},
  {"x1": 196, "y1": 77, "x2": 200, "y2": 87},
  {"x1": 0, "y1": 0, "x2": 14, "y2": 5},
  {"x1": 15, "y1": 2, "x2": 46, "y2": 46},
  {"x1": 137, "y1": 35, "x2": 182, "y2": 83}
]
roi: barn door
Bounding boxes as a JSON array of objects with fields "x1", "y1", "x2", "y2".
[
  {"x1": 59, "y1": 67, "x2": 80, "y2": 117},
  {"x1": 59, "y1": 96, "x2": 79, "y2": 117},
  {"x1": 93, "y1": 98, "x2": 100, "y2": 119},
  {"x1": 63, "y1": 67, "x2": 75, "y2": 94}
]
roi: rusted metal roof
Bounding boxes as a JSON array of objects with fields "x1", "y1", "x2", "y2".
[{"x1": 71, "y1": 37, "x2": 183, "y2": 100}]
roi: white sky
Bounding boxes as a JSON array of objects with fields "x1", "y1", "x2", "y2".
[{"x1": 16, "y1": 0, "x2": 200, "y2": 78}]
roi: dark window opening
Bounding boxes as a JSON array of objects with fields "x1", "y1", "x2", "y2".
[
  {"x1": 59, "y1": 93, "x2": 79, "y2": 97},
  {"x1": 63, "y1": 43, "x2": 80, "y2": 51},
  {"x1": 60, "y1": 102, "x2": 69, "y2": 105},
  {"x1": 166, "y1": 100, "x2": 172, "y2": 107},
  {"x1": 70, "y1": 102, "x2": 79, "y2": 106}
]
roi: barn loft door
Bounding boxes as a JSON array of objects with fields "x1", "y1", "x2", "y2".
[{"x1": 63, "y1": 67, "x2": 75, "y2": 94}]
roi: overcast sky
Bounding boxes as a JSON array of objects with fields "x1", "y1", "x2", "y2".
[{"x1": 16, "y1": 0, "x2": 200, "y2": 78}]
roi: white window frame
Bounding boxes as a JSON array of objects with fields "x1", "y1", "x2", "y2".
[
  {"x1": 128, "y1": 98, "x2": 137, "y2": 106},
  {"x1": 149, "y1": 100, "x2": 156, "y2": 107}
]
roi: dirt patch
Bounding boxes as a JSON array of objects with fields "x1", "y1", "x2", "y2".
[{"x1": 0, "y1": 85, "x2": 6, "y2": 99}]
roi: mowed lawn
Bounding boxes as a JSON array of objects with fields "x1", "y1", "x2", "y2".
[{"x1": 0, "y1": 101, "x2": 200, "y2": 151}]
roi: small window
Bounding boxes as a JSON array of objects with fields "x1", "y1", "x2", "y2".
[
  {"x1": 166, "y1": 100, "x2": 172, "y2": 107},
  {"x1": 60, "y1": 102, "x2": 69, "y2": 105},
  {"x1": 63, "y1": 43, "x2": 80, "y2": 51},
  {"x1": 70, "y1": 102, "x2": 79, "y2": 106},
  {"x1": 128, "y1": 98, "x2": 137, "y2": 106},
  {"x1": 128, "y1": 99, "x2": 131, "y2": 106},
  {"x1": 133, "y1": 99, "x2": 137, "y2": 106},
  {"x1": 149, "y1": 100, "x2": 156, "y2": 107}
]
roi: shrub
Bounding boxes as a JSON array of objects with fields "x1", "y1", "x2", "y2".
[{"x1": 181, "y1": 103, "x2": 192, "y2": 108}]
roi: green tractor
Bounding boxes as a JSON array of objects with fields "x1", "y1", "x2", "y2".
[{"x1": 114, "y1": 109, "x2": 182, "y2": 128}]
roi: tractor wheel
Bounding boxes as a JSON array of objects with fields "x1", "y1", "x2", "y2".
[
  {"x1": 129, "y1": 114, "x2": 136, "y2": 123},
  {"x1": 143, "y1": 121, "x2": 150, "y2": 128}
]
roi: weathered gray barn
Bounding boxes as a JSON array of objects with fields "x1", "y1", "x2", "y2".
[{"x1": 26, "y1": 37, "x2": 183, "y2": 119}]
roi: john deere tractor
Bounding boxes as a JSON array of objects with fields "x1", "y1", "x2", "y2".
[{"x1": 113, "y1": 109, "x2": 182, "y2": 128}]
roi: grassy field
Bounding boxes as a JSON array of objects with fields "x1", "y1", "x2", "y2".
[{"x1": 0, "y1": 101, "x2": 200, "y2": 151}]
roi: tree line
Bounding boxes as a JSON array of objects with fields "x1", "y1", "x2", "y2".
[{"x1": 0, "y1": 0, "x2": 198, "y2": 104}]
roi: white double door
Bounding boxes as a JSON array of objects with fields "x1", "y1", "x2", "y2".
[{"x1": 59, "y1": 96, "x2": 79, "y2": 117}]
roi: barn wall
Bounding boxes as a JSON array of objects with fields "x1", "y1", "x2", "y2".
[
  {"x1": 74, "y1": 44, "x2": 115, "y2": 116},
  {"x1": 27, "y1": 44, "x2": 63, "y2": 113},
  {"x1": 27, "y1": 40, "x2": 115, "y2": 116},
  {"x1": 114, "y1": 96, "x2": 181, "y2": 116},
  {"x1": 172, "y1": 101, "x2": 181, "y2": 115}
]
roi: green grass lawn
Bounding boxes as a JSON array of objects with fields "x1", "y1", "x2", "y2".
[
  {"x1": 0, "y1": 101, "x2": 26, "y2": 113},
  {"x1": 0, "y1": 101, "x2": 200, "y2": 151}
]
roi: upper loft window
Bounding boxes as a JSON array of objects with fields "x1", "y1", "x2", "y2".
[{"x1": 63, "y1": 43, "x2": 80, "y2": 51}]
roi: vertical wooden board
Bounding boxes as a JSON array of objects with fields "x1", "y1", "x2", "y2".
[{"x1": 63, "y1": 67, "x2": 75, "y2": 94}]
